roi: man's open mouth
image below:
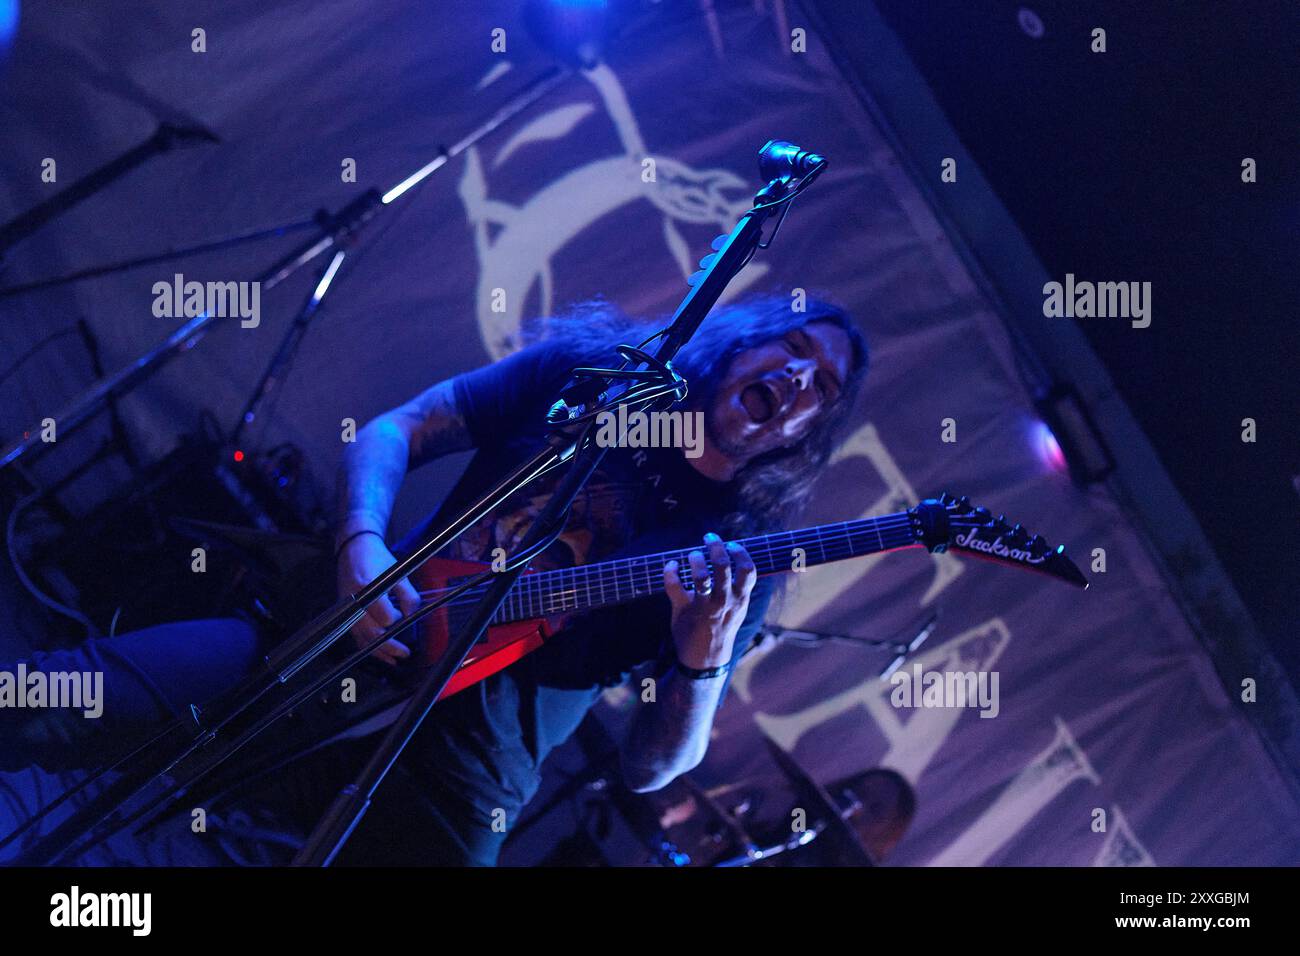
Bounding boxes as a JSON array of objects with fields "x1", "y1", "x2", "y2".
[{"x1": 740, "y1": 380, "x2": 781, "y2": 424}]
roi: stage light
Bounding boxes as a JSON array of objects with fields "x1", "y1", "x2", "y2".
[
  {"x1": 1016, "y1": 7, "x2": 1045, "y2": 40},
  {"x1": 0, "y1": 0, "x2": 19, "y2": 63},
  {"x1": 1032, "y1": 420, "x2": 1068, "y2": 474},
  {"x1": 524, "y1": 0, "x2": 615, "y2": 67},
  {"x1": 1034, "y1": 384, "x2": 1115, "y2": 487}
]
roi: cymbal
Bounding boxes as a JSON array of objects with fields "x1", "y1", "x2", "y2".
[{"x1": 761, "y1": 733, "x2": 876, "y2": 866}]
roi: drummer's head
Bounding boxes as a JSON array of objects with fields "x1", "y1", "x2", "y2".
[{"x1": 839, "y1": 768, "x2": 916, "y2": 862}]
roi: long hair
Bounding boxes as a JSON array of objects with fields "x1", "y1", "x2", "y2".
[{"x1": 524, "y1": 293, "x2": 869, "y2": 537}]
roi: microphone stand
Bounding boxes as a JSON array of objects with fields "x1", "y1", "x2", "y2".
[
  {"x1": 0, "y1": 122, "x2": 219, "y2": 266},
  {"x1": 12, "y1": 141, "x2": 826, "y2": 867},
  {"x1": 763, "y1": 610, "x2": 939, "y2": 679},
  {"x1": 0, "y1": 66, "x2": 571, "y2": 473}
]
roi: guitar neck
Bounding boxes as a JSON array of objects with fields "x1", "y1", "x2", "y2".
[{"x1": 491, "y1": 510, "x2": 918, "y2": 623}]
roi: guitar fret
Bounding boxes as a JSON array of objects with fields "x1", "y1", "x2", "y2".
[{"x1": 496, "y1": 511, "x2": 922, "y2": 621}]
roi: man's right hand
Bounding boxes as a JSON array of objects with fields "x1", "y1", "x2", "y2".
[{"x1": 335, "y1": 532, "x2": 421, "y2": 666}]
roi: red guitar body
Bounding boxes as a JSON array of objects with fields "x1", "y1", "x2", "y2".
[{"x1": 409, "y1": 558, "x2": 554, "y2": 701}]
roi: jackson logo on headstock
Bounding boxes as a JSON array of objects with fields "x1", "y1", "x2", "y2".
[{"x1": 953, "y1": 528, "x2": 1047, "y2": 565}]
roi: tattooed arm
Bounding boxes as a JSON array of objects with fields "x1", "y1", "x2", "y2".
[
  {"x1": 621, "y1": 534, "x2": 758, "y2": 793},
  {"x1": 335, "y1": 379, "x2": 474, "y2": 663}
]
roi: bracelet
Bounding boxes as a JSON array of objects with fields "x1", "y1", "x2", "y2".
[
  {"x1": 334, "y1": 528, "x2": 385, "y2": 558},
  {"x1": 668, "y1": 649, "x2": 733, "y2": 681}
]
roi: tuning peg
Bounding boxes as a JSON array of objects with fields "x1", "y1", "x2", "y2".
[
  {"x1": 958, "y1": 495, "x2": 970, "y2": 506},
  {"x1": 687, "y1": 269, "x2": 707, "y2": 286},
  {"x1": 1012, "y1": 523, "x2": 1024, "y2": 537},
  {"x1": 996, "y1": 514, "x2": 1006, "y2": 525},
  {"x1": 698, "y1": 253, "x2": 718, "y2": 270},
  {"x1": 939, "y1": 491, "x2": 950, "y2": 503},
  {"x1": 711, "y1": 234, "x2": 729, "y2": 251},
  {"x1": 1030, "y1": 534, "x2": 1044, "y2": 547}
]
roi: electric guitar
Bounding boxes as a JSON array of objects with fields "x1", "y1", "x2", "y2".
[
  {"x1": 408, "y1": 493, "x2": 1087, "y2": 700},
  {"x1": 172, "y1": 493, "x2": 1086, "y2": 800}
]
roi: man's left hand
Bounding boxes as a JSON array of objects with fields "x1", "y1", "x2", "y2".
[{"x1": 663, "y1": 533, "x2": 757, "y2": 670}]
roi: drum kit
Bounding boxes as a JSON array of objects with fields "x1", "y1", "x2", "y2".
[{"x1": 650, "y1": 735, "x2": 912, "y2": 868}]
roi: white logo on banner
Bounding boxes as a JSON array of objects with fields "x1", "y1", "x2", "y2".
[
  {"x1": 1092, "y1": 804, "x2": 1156, "y2": 867},
  {"x1": 459, "y1": 63, "x2": 767, "y2": 359},
  {"x1": 930, "y1": 716, "x2": 1100, "y2": 866},
  {"x1": 742, "y1": 617, "x2": 1010, "y2": 781}
]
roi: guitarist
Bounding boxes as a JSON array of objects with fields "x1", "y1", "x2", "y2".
[{"x1": 1, "y1": 293, "x2": 867, "y2": 865}]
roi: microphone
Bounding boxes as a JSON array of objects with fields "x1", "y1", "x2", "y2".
[
  {"x1": 758, "y1": 140, "x2": 826, "y2": 182},
  {"x1": 879, "y1": 613, "x2": 938, "y2": 680},
  {"x1": 546, "y1": 373, "x2": 609, "y2": 425}
]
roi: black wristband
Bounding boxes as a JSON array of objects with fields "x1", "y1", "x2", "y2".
[
  {"x1": 667, "y1": 648, "x2": 733, "y2": 680},
  {"x1": 335, "y1": 528, "x2": 385, "y2": 558}
]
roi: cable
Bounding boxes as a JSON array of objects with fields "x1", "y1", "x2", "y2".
[
  {"x1": 5, "y1": 492, "x2": 94, "y2": 636},
  {"x1": 0, "y1": 327, "x2": 82, "y2": 390}
]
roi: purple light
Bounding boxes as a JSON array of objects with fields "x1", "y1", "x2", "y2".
[{"x1": 1034, "y1": 420, "x2": 1067, "y2": 473}]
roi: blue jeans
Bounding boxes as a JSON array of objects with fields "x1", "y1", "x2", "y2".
[
  {"x1": 0, "y1": 618, "x2": 262, "y2": 774},
  {"x1": 0, "y1": 619, "x2": 507, "y2": 865}
]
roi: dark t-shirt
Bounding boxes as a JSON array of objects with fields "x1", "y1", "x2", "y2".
[{"x1": 387, "y1": 339, "x2": 773, "y2": 844}]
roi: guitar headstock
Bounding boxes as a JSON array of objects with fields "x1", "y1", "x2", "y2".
[{"x1": 910, "y1": 493, "x2": 1089, "y2": 589}]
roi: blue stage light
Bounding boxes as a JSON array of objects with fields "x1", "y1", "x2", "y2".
[
  {"x1": 524, "y1": 0, "x2": 614, "y2": 67},
  {"x1": 0, "y1": 0, "x2": 19, "y2": 62}
]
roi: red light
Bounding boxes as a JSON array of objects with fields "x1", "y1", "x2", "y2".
[{"x1": 233, "y1": 449, "x2": 245, "y2": 462}]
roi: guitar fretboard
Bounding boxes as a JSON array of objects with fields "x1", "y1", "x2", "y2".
[{"x1": 443, "y1": 510, "x2": 919, "y2": 626}]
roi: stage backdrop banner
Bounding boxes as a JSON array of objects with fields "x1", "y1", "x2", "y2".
[{"x1": 1, "y1": 1, "x2": 1296, "y2": 864}]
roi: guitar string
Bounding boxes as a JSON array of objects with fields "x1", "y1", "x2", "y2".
[
  {"x1": 416, "y1": 513, "x2": 995, "y2": 604},
  {"x1": 414, "y1": 514, "x2": 919, "y2": 608},
  {"x1": 416, "y1": 517, "x2": 982, "y2": 616},
  {"x1": 404, "y1": 514, "x2": 975, "y2": 621}
]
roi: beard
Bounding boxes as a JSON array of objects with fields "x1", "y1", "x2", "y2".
[{"x1": 705, "y1": 409, "x2": 749, "y2": 460}]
